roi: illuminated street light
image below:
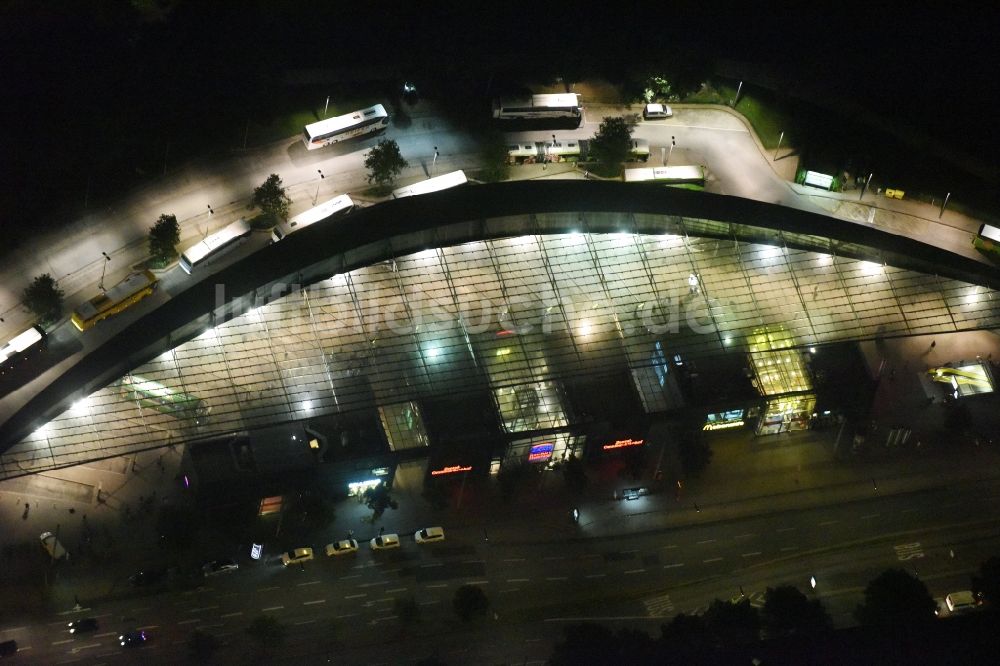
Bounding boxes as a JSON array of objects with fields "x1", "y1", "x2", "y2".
[{"x1": 98, "y1": 251, "x2": 111, "y2": 293}]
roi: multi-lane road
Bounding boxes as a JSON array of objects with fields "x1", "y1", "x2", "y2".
[{"x1": 6, "y1": 472, "x2": 999, "y2": 663}]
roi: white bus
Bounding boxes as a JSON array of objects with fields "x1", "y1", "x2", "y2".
[
  {"x1": 392, "y1": 170, "x2": 468, "y2": 199},
  {"x1": 1, "y1": 325, "x2": 46, "y2": 373},
  {"x1": 271, "y1": 194, "x2": 355, "y2": 242},
  {"x1": 507, "y1": 140, "x2": 581, "y2": 164},
  {"x1": 302, "y1": 104, "x2": 389, "y2": 150},
  {"x1": 973, "y1": 223, "x2": 1000, "y2": 261},
  {"x1": 492, "y1": 93, "x2": 582, "y2": 124},
  {"x1": 179, "y1": 218, "x2": 252, "y2": 275},
  {"x1": 624, "y1": 165, "x2": 705, "y2": 186}
]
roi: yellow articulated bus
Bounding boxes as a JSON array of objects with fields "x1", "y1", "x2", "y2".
[{"x1": 71, "y1": 270, "x2": 159, "y2": 332}]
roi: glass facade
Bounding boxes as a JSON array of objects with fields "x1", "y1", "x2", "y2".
[{"x1": 5, "y1": 224, "x2": 1000, "y2": 477}]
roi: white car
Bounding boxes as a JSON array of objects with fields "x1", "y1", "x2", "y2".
[
  {"x1": 370, "y1": 534, "x2": 400, "y2": 550},
  {"x1": 945, "y1": 590, "x2": 979, "y2": 613},
  {"x1": 414, "y1": 526, "x2": 445, "y2": 544},
  {"x1": 280, "y1": 548, "x2": 314, "y2": 566},
  {"x1": 324, "y1": 539, "x2": 359, "y2": 556},
  {"x1": 643, "y1": 103, "x2": 673, "y2": 119},
  {"x1": 202, "y1": 559, "x2": 239, "y2": 576}
]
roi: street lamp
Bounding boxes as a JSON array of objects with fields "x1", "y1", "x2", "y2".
[
  {"x1": 98, "y1": 252, "x2": 111, "y2": 294},
  {"x1": 313, "y1": 169, "x2": 324, "y2": 205},
  {"x1": 207, "y1": 204, "x2": 214, "y2": 216},
  {"x1": 667, "y1": 136, "x2": 676, "y2": 165},
  {"x1": 432, "y1": 146, "x2": 438, "y2": 173}
]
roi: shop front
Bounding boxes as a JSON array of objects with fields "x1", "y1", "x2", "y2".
[{"x1": 756, "y1": 394, "x2": 816, "y2": 435}]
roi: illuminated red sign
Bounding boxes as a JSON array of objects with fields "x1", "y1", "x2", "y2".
[
  {"x1": 602, "y1": 438, "x2": 645, "y2": 451},
  {"x1": 431, "y1": 465, "x2": 472, "y2": 476},
  {"x1": 528, "y1": 442, "x2": 555, "y2": 462}
]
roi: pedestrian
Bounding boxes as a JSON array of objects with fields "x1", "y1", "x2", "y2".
[{"x1": 930, "y1": 340, "x2": 936, "y2": 349}]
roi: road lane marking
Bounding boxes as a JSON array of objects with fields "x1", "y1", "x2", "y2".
[
  {"x1": 303, "y1": 599, "x2": 326, "y2": 605},
  {"x1": 341, "y1": 574, "x2": 362, "y2": 579},
  {"x1": 421, "y1": 563, "x2": 443, "y2": 568},
  {"x1": 502, "y1": 588, "x2": 520, "y2": 593},
  {"x1": 294, "y1": 619, "x2": 317, "y2": 625},
  {"x1": 696, "y1": 539, "x2": 716, "y2": 545},
  {"x1": 507, "y1": 578, "x2": 530, "y2": 583},
  {"x1": 663, "y1": 563, "x2": 685, "y2": 569},
  {"x1": 819, "y1": 520, "x2": 838, "y2": 526},
  {"x1": 177, "y1": 619, "x2": 202, "y2": 625},
  {"x1": 386, "y1": 567, "x2": 402, "y2": 573},
  {"x1": 735, "y1": 534, "x2": 757, "y2": 539},
  {"x1": 358, "y1": 581, "x2": 389, "y2": 588},
  {"x1": 256, "y1": 586, "x2": 280, "y2": 592},
  {"x1": 623, "y1": 550, "x2": 639, "y2": 554},
  {"x1": 52, "y1": 639, "x2": 73, "y2": 645},
  {"x1": 901, "y1": 508, "x2": 919, "y2": 513},
  {"x1": 426, "y1": 583, "x2": 448, "y2": 588},
  {"x1": 586, "y1": 573, "x2": 606, "y2": 578},
  {"x1": 543, "y1": 556, "x2": 565, "y2": 561},
  {"x1": 546, "y1": 576, "x2": 569, "y2": 581},
  {"x1": 861, "y1": 514, "x2": 880, "y2": 520},
  {"x1": 468, "y1": 580, "x2": 490, "y2": 585},
  {"x1": 741, "y1": 552, "x2": 762, "y2": 558},
  {"x1": 220, "y1": 612, "x2": 243, "y2": 618},
  {"x1": 703, "y1": 557, "x2": 723, "y2": 563},
  {"x1": 504, "y1": 558, "x2": 526, "y2": 562},
  {"x1": 776, "y1": 527, "x2": 796, "y2": 532},
  {"x1": 780, "y1": 546, "x2": 798, "y2": 552},
  {"x1": 297, "y1": 580, "x2": 321, "y2": 586},
  {"x1": 94, "y1": 632, "x2": 116, "y2": 638},
  {"x1": 386, "y1": 587, "x2": 408, "y2": 593},
  {"x1": 345, "y1": 593, "x2": 367, "y2": 599},
  {"x1": 335, "y1": 613, "x2": 358, "y2": 618},
  {"x1": 262, "y1": 606, "x2": 284, "y2": 612},
  {"x1": 624, "y1": 569, "x2": 645, "y2": 575},
  {"x1": 419, "y1": 600, "x2": 441, "y2": 605},
  {"x1": 661, "y1": 545, "x2": 677, "y2": 550},
  {"x1": 136, "y1": 625, "x2": 159, "y2": 630},
  {"x1": 189, "y1": 606, "x2": 218, "y2": 613}
]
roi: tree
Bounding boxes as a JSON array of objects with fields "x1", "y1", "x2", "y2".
[
  {"x1": 476, "y1": 129, "x2": 509, "y2": 183},
  {"x1": 562, "y1": 454, "x2": 588, "y2": 495},
  {"x1": 588, "y1": 116, "x2": 633, "y2": 176},
  {"x1": 245, "y1": 615, "x2": 285, "y2": 652},
  {"x1": 364, "y1": 138, "x2": 408, "y2": 188},
  {"x1": 549, "y1": 623, "x2": 656, "y2": 665},
  {"x1": 23, "y1": 273, "x2": 63, "y2": 326},
  {"x1": 854, "y1": 568, "x2": 937, "y2": 630},
  {"x1": 394, "y1": 595, "x2": 420, "y2": 625},
  {"x1": 452, "y1": 584, "x2": 489, "y2": 622},
  {"x1": 761, "y1": 585, "x2": 832, "y2": 638},
  {"x1": 363, "y1": 481, "x2": 398, "y2": 521},
  {"x1": 659, "y1": 613, "x2": 712, "y2": 663},
  {"x1": 188, "y1": 629, "x2": 220, "y2": 661},
  {"x1": 253, "y1": 173, "x2": 292, "y2": 221},
  {"x1": 148, "y1": 213, "x2": 180, "y2": 266},
  {"x1": 971, "y1": 556, "x2": 1000, "y2": 606},
  {"x1": 702, "y1": 598, "x2": 760, "y2": 649}
]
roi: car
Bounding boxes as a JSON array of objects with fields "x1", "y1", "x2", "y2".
[
  {"x1": 202, "y1": 559, "x2": 239, "y2": 576},
  {"x1": 945, "y1": 590, "x2": 980, "y2": 613},
  {"x1": 67, "y1": 618, "x2": 98, "y2": 634},
  {"x1": 129, "y1": 568, "x2": 167, "y2": 586},
  {"x1": 643, "y1": 103, "x2": 673, "y2": 119},
  {"x1": 370, "y1": 534, "x2": 400, "y2": 550},
  {"x1": 414, "y1": 526, "x2": 445, "y2": 544},
  {"x1": 324, "y1": 539, "x2": 359, "y2": 556},
  {"x1": 280, "y1": 548, "x2": 314, "y2": 566},
  {"x1": 119, "y1": 630, "x2": 148, "y2": 648}
]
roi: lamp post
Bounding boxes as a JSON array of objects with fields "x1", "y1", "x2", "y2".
[
  {"x1": 313, "y1": 169, "x2": 324, "y2": 205},
  {"x1": 773, "y1": 131, "x2": 784, "y2": 161},
  {"x1": 432, "y1": 146, "x2": 438, "y2": 173},
  {"x1": 859, "y1": 173, "x2": 873, "y2": 201},
  {"x1": 667, "y1": 136, "x2": 676, "y2": 166},
  {"x1": 98, "y1": 252, "x2": 110, "y2": 294},
  {"x1": 324, "y1": 96, "x2": 330, "y2": 118}
]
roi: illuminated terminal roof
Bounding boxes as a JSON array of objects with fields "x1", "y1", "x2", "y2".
[{"x1": 2, "y1": 182, "x2": 999, "y2": 478}]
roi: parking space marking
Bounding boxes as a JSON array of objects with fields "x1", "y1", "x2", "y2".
[
  {"x1": 262, "y1": 606, "x2": 284, "y2": 612},
  {"x1": 776, "y1": 527, "x2": 796, "y2": 532},
  {"x1": 861, "y1": 514, "x2": 880, "y2": 520},
  {"x1": 586, "y1": 573, "x2": 606, "y2": 579}
]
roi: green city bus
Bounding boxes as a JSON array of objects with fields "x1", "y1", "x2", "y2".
[{"x1": 119, "y1": 374, "x2": 210, "y2": 425}]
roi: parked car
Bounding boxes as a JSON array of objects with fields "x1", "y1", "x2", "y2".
[
  {"x1": 119, "y1": 630, "x2": 148, "y2": 648},
  {"x1": 40, "y1": 531, "x2": 69, "y2": 560},
  {"x1": 202, "y1": 559, "x2": 239, "y2": 576},
  {"x1": 370, "y1": 534, "x2": 400, "y2": 550},
  {"x1": 280, "y1": 548, "x2": 314, "y2": 566},
  {"x1": 67, "y1": 618, "x2": 98, "y2": 634},
  {"x1": 414, "y1": 526, "x2": 445, "y2": 544},
  {"x1": 643, "y1": 103, "x2": 673, "y2": 119},
  {"x1": 946, "y1": 590, "x2": 980, "y2": 613},
  {"x1": 325, "y1": 539, "x2": 359, "y2": 556}
]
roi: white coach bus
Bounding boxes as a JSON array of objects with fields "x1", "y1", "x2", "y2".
[
  {"x1": 391, "y1": 170, "x2": 468, "y2": 199},
  {"x1": 624, "y1": 165, "x2": 706, "y2": 187},
  {"x1": 271, "y1": 194, "x2": 355, "y2": 242},
  {"x1": 1, "y1": 325, "x2": 46, "y2": 373},
  {"x1": 492, "y1": 93, "x2": 582, "y2": 126},
  {"x1": 179, "y1": 218, "x2": 252, "y2": 275},
  {"x1": 302, "y1": 104, "x2": 389, "y2": 150}
]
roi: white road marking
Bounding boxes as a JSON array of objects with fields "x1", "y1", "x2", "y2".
[
  {"x1": 421, "y1": 563, "x2": 443, "y2": 568},
  {"x1": 261, "y1": 606, "x2": 284, "y2": 612},
  {"x1": 780, "y1": 546, "x2": 799, "y2": 552},
  {"x1": 468, "y1": 580, "x2": 490, "y2": 585},
  {"x1": 861, "y1": 514, "x2": 880, "y2": 519},
  {"x1": 901, "y1": 508, "x2": 919, "y2": 513},
  {"x1": 543, "y1": 556, "x2": 565, "y2": 561},
  {"x1": 294, "y1": 619, "x2": 317, "y2": 625},
  {"x1": 177, "y1": 619, "x2": 201, "y2": 625},
  {"x1": 586, "y1": 573, "x2": 606, "y2": 579},
  {"x1": 426, "y1": 583, "x2": 448, "y2": 588},
  {"x1": 662, "y1": 545, "x2": 677, "y2": 550},
  {"x1": 703, "y1": 557, "x2": 723, "y2": 563},
  {"x1": 504, "y1": 558, "x2": 526, "y2": 562},
  {"x1": 819, "y1": 520, "x2": 838, "y2": 526},
  {"x1": 741, "y1": 552, "x2": 762, "y2": 558},
  {"x1": 735, "y1": 534, "x2": 757, "y2": 539},
  {"x1": 341, "y1": 574, "x2": 362, "y2": 580},
  {"x1": 94, "y1": 632, "x2": 116, "y2": 638},
  {"x1": 335, "y1": 613, "x2": 358, "y2": 618},
  {"x1": 546, "y1": 576, "x2": 569, "y2": 581},
  {"x1": 303, "y1": 599, "x2": 326, "y2": 605},
  {"x1": 345, "y1": 593, "x2": 367, "y2": 599},
  {"x1": 220, "y1": 611, "x2": 243, "y2": 618},
  {"x1": 135, "y1": 625, "x2": 158, "y2": 630},
  {"x1": 507, "y1": 578, "x2": 530, "y2": 583},
  {"x1": 189, "y1": 605, "x2": 218, "y2": 613},
  {"x1": 419, "y1": 600, "x2": 441, "y2": 605},
  {"x1": 697, "y1": 539, "x2": 716, "y2": 544},
  {"x1": 256, "y1": 586, "x2": 280, "y2": 592},
  {"x1": 52, "y1": 639, "x2": 74, "y2": 646},
  {"x1": 776, "y1": 527, "x2": 796, "y2": 532},
  {"x1": 297, "y1": 580, "x2": 321, "y2": 586},
  {"x1": 663, "y1": 563, "x2": 685, "y2": 569},
  {"x1": 501, "y1": 588, "x2": 521, "y2": 593},
  {"x1": 624, "y1": 569, "x2": 645, "y2": 575},
  {"x1": 386, "y1": 587, "x2": 408, "y2": 593},
  {"x1": 358, "y1": 581, "x2": 389, "y2": 588}
]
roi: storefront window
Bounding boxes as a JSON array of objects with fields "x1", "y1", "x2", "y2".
[
  {"x1": 378, "y1": 401, "x2": 429, "y2": 450},
  {"x1": 504, "y1": 432, "x2": 583, "y2": 467},
  {"x1": 494, "y1": 381, "x2": 568, "y2": 433},
  {"x1": 756, "y1": 395, "x2": 816, "y2": 435}
]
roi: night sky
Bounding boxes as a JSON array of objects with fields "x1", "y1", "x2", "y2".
[{"x1": 1, "y1": 2, "x2": 996, "y2": 244}]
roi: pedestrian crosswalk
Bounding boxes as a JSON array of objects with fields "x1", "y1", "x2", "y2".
[{"x1": 643, "y1": 593, "x2": 675, "y2": 617}]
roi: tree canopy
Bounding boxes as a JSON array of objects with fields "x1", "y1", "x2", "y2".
[
  {"x1": 703, "y1": 598, "x2": 760, "y2": 648},
  {"x1": 588, "y1": 116, "x2": 634, "y2": 176},
  {"x1": 22, "y1": 273, "x2": 64, "y2": 327},
  {"x1": 364, "y1": 139, "x2": 408, "y2": 188},
  {"x1": 854, "y1": 568, "x2": 937, "y2": 630},
  {"x1": 253, "y1": 173, "x2": 292, "y2": 221},
  {"x1": 761, "y1": 585, "x2": 832, "y2": 638},
  {"x1": 972, "y1": 556, "x2": 1000, "y2": 606},
  {"x1": 148, "y1": 213, "x2": 180, "y2": 265}
]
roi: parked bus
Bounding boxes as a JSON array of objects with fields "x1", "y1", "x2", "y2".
[
  {"x1": 492, "y1": 93, "x2": 582, "y2": 126},
  {"x1": 0, "y1": 325, "x2": 46, "y2": 374},
  {"x1": 972, "y1": 223, "x2": 1000, "y2": 261},
  {"x1": 71, "y1": 270, "x2": 159, "y2": 332},
  {"x1": 119, "y1": 374, "x2": 210, "y2": 424},
  {"x1": 302, "y1": 104, "x2": 389, "y2": 150},
  {"x1": 508, "y1": 139, "x2": 647, "y2": 164},
  {"x1": 271, "y1": 194, "x2": 355, "y2": 242},
  {"x1": 179, "y1": 218, "x2": 252, "y2": 275},
  {"x1": 623, "y1": 165, "x2": 706, "y2": 188},
  {"x1": 392, "y1": 170, "x2": 468, "y2": 199}
]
